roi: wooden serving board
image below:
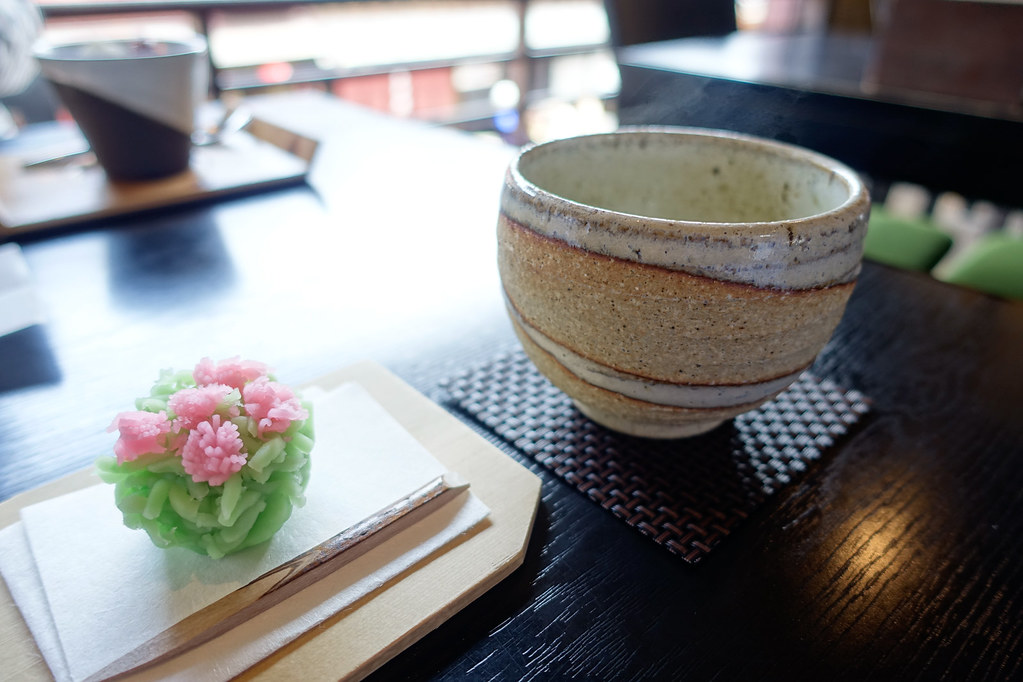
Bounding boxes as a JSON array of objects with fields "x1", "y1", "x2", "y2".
[
  {"x1": 0, "y1": 115, "x2": 318, "y2": 240},
  {"x1": 0, "y1": 361, "x2": 542, "y2": 681}
]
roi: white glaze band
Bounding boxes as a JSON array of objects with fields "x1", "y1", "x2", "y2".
[
  {"x1": 506, "y1": 296, "x2": 806, "y2": 411},
  {"x1": 501, "y1": 127, "x2": 870, "y2": 291}
]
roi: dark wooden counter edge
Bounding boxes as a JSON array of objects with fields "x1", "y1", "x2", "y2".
[{"x1": 616, "y1": 38, "x2": 1023, "y2": 206}]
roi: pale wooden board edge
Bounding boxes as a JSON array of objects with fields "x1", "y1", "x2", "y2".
[{"x1": 0, "y1": 361, "x2": 542, "y2": 681}]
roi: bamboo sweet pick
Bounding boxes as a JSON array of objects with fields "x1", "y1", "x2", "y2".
[{"x1": 85, "y1": 473, "x2": 470, "y2": 682}]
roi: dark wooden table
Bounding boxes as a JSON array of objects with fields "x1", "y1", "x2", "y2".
[
  {"x1": 2, "y1": 91, "x2": 1022, "y2": 681},
  {"x1": 616, "y1": 32, "x2": 1023, "y2": 207}
]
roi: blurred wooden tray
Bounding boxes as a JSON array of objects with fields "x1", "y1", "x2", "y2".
[
  {"x1": 0, "y1": 115, "x2": 319, "y2": 239},
  {"x1": 0, "y1": 361, "x2": 542, "y2": 681}
]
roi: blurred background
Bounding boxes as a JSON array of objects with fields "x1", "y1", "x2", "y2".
[{"x1": 3, "y1": 0, "x2": 1019, "y2": 146}]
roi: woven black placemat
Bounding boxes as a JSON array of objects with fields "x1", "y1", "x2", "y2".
[{"x1": 440, "y1": 350, "x2": 871, "y2": 564}]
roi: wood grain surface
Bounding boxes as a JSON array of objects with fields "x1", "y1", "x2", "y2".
[{"x1": 2, "y1": 91, "x2": 1021, "y2": 681}]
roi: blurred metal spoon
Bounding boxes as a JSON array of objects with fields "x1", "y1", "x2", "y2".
[{"x1": 191, "y1": 105, "x2": 252, "y2": 147}]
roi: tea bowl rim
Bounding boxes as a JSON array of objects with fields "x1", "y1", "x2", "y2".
[{"x1": 506, "y1": 125, "x2": 869, "y2": 236}]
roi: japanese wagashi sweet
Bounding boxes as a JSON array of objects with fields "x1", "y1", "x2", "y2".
[{"x1": 97, "y1": 357, "x2": 314, "y2": 558}]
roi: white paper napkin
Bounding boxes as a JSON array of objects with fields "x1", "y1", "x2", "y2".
[
  {"x1": 0, "y1": 243, "x2": 46, "y2": 337},
  {"x1": 0, "y1": 381, "x2": 489, "y2": 682}
]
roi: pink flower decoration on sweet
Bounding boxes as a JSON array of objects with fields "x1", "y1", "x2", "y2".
[
  {"x1": 193, "y1": 356, "x2": 268, "y2": 390},
  {"x1": 242, "y1": 377, "x2": 309, "y2": 437},
  {"x1": 108, "y1": 411, "x2": 172, "y2": 464},
  {"x1": 181, "y1": 415, "x2": 247, "y2": 486},
  {"x1": 168, "y1": 384, "x2": 238, "y2": 430}
]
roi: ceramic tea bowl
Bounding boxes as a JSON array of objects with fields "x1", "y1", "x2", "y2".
[
  {"x1": 497, "y1": 127, "x2": 870, "y2": 438},
  {"x1": 34, "y1": 36, "x2": 208, "y2": 180}
]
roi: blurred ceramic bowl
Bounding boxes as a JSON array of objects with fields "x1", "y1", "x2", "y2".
[
  {"x1": 497, "y1": 127, "x2": 870, "y2": 438},
  {"x1": 34, "y1": 35, "x2": 208, "y2": 180}
]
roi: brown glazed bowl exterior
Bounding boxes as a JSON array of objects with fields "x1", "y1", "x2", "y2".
[{"x1": 497, "y1": 128, "x2": 870, "y2": 438}]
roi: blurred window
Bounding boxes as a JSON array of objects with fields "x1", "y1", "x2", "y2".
[{"x1": 31, "y1": 0, "x2": 618, "y2": 140}]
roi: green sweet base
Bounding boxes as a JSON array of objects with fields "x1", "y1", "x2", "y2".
[{"x1": 97, "y1": 408, "x2": 314, "y2": 559}]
